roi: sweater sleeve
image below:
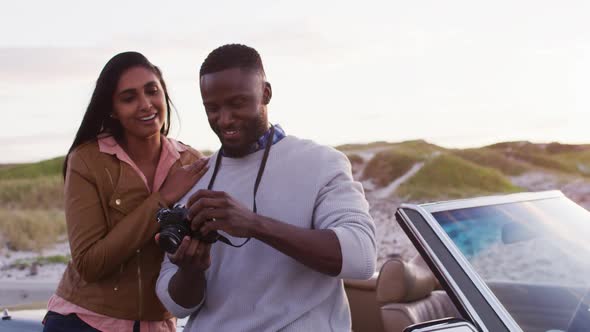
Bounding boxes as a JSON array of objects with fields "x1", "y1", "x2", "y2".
[
  {"x1": 313, "y1": 150, "x2": 377, "y2": 280},
  {"x1": 156, "y1": 255, "x2": 205, "y2": 318}
]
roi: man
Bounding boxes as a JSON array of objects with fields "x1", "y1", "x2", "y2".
[{"x1": 156, "y1": 44, "x2": 376, "y2": 331}]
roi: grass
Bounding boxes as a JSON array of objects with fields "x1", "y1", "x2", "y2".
[
  {"x1": 336, "y1": 141, "x2": 395, "y2": 152},
  {"x1": 0, "y1": 175, "x2": 64, "y2": 210},
  {"x1": 2, "y1": 140, "x2": 589, "y2": 253},
  {"x1": 509, "y1": 151, "x2": 574, "y2": 173},
  {"x1": 0, "y1": 156, "x2": 65, "y2": 180},
  {"x1": 346, "y1": 153, "x2": 364, "y2": 165},
  {"x1": 0, "y1": 158, "x2": 66, "y2": 252},
  {"x1": 397, "y1": 153, "x2": 522, "y2": 201},
  {"x1": 452, "y1": 148, "x2": 531, "y2": 176},
  {"x1": 361, "y1": 140, "x2": 444, "y2": 187},
  {"x1": 390, "y1": 139, "x2": 444, "y2": 157},
  {"x1": 555, "y1": 150, "x2": 590, "y2": 176},
  {"x1": 5, "y1": 254, "x2": 71, "y2": 270},
  {"x1": 363, "y1": 149, "x2": 422, "y2": 187},
  {"x1": 545, "y1": 142, "x2": 590, "y2": 154},
  {"x1": 0, "y1": 208, "x2": 66, "y2": 252},
  {"x1": 485, "y1": 141, "x2": 590, "y2": 176}
]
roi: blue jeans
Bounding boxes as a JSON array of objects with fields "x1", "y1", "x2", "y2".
[
  {"x1": 43, "y1": 311, "x2": 141, "y2": 332},
  {"x1": 42, "y1": 311, "x2": 101, "y2": 332}
]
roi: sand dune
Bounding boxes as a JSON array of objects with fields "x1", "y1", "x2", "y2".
[{"x1": 3, "y1": 143, "x2": 590, "y2": 308}]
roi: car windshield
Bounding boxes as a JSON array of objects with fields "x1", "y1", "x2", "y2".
[{"x1": 432, "y1": 196, "x2": 590, "y2": 332}]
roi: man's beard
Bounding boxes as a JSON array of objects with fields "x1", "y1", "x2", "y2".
[{"x1": 217, "y1": 113, "x2": 268, "y2": 157}]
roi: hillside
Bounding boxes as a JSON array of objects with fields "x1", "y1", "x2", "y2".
[
  {"x1": 2, "y1": 140, "x2": 590, "y2": 281},
  {"x1": 339, "y1": 140, "x2": 590, "y2": 267},
  {"x1": 341, "y1": 140, "x2": 590, "y2": 204}
]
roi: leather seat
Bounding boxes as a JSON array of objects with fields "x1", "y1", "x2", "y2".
[
  {"x1": 376, "y1": 255, "x2": 459, "y2": 332},
  {"x1": 345, "y1": 272, "x2": 384, "y2": 332},
  {"x1": 345, "y1": 255, "x2": 459, "y2": 332}
]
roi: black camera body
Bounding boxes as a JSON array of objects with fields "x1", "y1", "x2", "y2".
[{"x1": 156, "y1": 205, "x2": 219, "y2": 254}]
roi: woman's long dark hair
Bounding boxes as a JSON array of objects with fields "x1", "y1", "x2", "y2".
[{"x1": 62, "y1": 52, "x2": 173, "y2": 178}]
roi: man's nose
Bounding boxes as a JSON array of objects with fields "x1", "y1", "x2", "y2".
[{"x1": 218, "y1": 109, "x2": 234, "y2": 127}]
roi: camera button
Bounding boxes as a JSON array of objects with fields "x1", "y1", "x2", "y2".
[{"x1": 115, "y1": 199, "x2": 121, "y2": 205}]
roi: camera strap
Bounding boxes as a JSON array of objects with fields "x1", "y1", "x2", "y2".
[{"x1": 206, "y1": 125, "x2": 275, "y2": 247}]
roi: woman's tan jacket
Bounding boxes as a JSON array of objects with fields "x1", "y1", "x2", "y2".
[{"x1": 56, "y1": 139, "x2": 202, "y2": 321}]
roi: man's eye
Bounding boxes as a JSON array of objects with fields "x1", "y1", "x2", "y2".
[{"x1": 230, "y1": 98, "x2": 246, "y2": 108}]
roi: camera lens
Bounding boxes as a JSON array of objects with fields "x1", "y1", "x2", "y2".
[
  {"x1": 156, "y1": 206, "x2": 191, "y2": 254},
  {"x1": 159, "y1": 227, "x2": 185, "y2": 254}
]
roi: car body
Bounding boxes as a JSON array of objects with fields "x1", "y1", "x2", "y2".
[{"x1": 346, "y1": 190, "x2": 590, "y2": 332}]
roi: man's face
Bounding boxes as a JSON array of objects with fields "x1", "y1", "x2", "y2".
[{"x1": 200, "y1": 67, "x2": 270, "y2": 157}]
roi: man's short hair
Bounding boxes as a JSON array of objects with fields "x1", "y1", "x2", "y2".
[{"x1": 200, "y1": 44, "x2": 266, "y2": 77}]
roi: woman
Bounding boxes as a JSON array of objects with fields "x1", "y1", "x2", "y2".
[{"x1": 43, "y1": 52, "x2": 208, "y2": 332}]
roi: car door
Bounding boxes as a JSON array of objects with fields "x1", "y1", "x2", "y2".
[{"x1": 396, "y1": 207, "x2": 519, "y2": 332}]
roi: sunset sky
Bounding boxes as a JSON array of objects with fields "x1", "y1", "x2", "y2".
[{"x1": 2, "y1": 0, "x2": 590, "y2": 163}]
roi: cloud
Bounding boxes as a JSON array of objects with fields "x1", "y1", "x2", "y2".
[{"x1": 0, "y1": 47, "x2": 114, "y2": 83}]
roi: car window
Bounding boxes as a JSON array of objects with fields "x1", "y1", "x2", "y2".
[{"x1": 432, "y1": 197, "x2": 590, "y2": 331}]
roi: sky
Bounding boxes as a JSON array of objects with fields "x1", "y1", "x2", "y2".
[{"x1": 2, "y1": 0, "x2": 590, "y2": 163}]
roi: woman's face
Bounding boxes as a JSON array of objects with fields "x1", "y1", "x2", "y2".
[{"x1": 112, "y1": 66, "x2": 167, "y2": 140}]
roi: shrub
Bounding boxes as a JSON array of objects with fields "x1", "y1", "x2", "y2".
[
  {"x1": 0, "y1": 208, "x2": 66, "y2": 251},
  {"x1": 397, "y1": 154, "x2": 521, "y2": 201},
  {"x1": 363, "y1": 150, "x2": 421, "y2": 187},
  {"x1": 452, "y1": 148, "x2": 530, "y2": 176},
  {"x1": 0, "y1": 175, "x2": 64, "y2": 209},
  {"x1": 0, "y1": 157, "x2": 65, "y2": 180}
]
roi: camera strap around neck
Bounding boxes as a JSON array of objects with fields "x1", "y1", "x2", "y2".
[{"x1": 206, "y1": 125, "x2": 275, "y2": 247}]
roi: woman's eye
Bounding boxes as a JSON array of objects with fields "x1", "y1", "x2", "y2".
[
  {"x1": 147, "y1": 88, "x2": 159, "y2": 95},
  {"x1": 122, "y1": 96, "x2": 135, "y2": 103}
]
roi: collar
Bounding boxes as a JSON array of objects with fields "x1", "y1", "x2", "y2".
[
  {"x1": 97, "y1": 134, "x2": 188, "y2": 192},
  {"x1": 98, "y1": 134, "x2": 187, "y2": 160},
  {"x1": 221, "y1": 124, "x2": 286, "y2": 157}
]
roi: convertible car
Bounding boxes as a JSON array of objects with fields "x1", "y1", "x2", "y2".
[
  {"x1": 344, "y1": 190, "x2": 590, "y2": 332},
  {"x1": 3, "y1": 191, "x2": 589, "y2": 331}
]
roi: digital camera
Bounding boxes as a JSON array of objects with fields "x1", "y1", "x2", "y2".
[{"x1": 156, "y1": 205, "x2": 219, "y2": 254}]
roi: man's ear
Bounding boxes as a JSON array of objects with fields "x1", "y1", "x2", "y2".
[{"x1": 263, "y1": 82, "x2": 272, "y2": 105}]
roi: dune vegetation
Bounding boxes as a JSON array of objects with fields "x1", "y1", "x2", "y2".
[
  {"x1": 487, "y1": 141, "x2": 590, "y2": 176},
  {"x1": 451, "y1": 148, "x2": 531, "y2": 176},
  {"x1": 0, "y1": 156, "x2": 64, "y2": 180},
  {"x1": 2, "y1": 140, "x2": 590, "y2": 252},
  {"x1": 396, "y1": 153, "x2": 521, "y2": 201},
  {"x1": 0, "y1": 159, "x2": 65, "y2": 252},
  {"x1": 363, "y1": 150, "x2": 423, "y2": 187}
]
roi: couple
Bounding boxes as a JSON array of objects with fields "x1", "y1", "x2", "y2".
[{"x1": 44, "y1": 44, "x2": 376, "y2": 332}]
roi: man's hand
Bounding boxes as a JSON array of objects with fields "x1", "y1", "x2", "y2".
[
  {"x1": 186, "y1": 190, "x2": 259, "y2": 238},
  {"x1": 156, "y1": 233, "x2": 211, "y2": 274},
  {"x1": 156, "y1": 234, "x2": 210, "y2": 309}
]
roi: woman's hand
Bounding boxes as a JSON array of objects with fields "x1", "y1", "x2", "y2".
[{"x1": 160, "y1": 158, "x2": 209, "y2": 206}]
